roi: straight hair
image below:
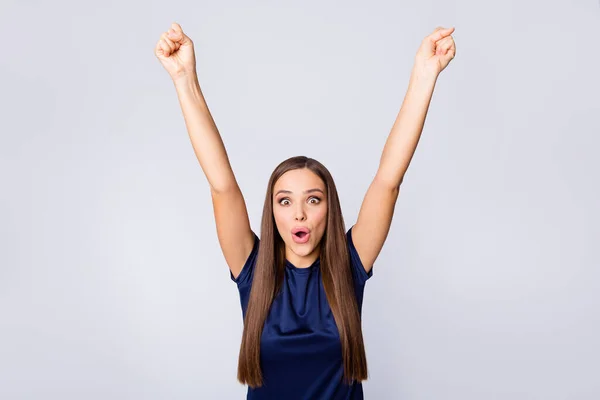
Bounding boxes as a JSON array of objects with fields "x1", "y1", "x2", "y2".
[{"x1": 236, "y1": 156, "x2": 368, "y2": 388}]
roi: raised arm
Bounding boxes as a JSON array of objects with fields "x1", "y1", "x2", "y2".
[
  {"x1": 351, "y1": 27, "x2": 457, "y2": 272},
  {"x1": 155, "y1": 23, "x2": 254, "y2": 278}
]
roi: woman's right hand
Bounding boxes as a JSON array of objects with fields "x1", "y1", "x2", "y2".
[{"x1": 155, "y1": 22, "x2": 196, "y2": 81}]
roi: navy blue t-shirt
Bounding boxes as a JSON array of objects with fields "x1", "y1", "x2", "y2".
[{"x1": 230, "y1": 225, "x2": 373, "y2": 400}]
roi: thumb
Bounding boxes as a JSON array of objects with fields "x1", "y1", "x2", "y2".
[
  {"x1": 427, "y1": 26, "x2": 455, "y2": 44},
  {"x1": 168, "y1": 22, "x2": 192, "y2": 45}
]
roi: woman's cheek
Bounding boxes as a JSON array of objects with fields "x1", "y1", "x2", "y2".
[{"x1": 273, "y1": 211, "x2": 287, "y2": 239}]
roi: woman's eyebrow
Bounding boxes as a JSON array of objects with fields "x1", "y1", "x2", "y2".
[{"x1": 275, "y1": 188, "x2": 325, "y2": 196}]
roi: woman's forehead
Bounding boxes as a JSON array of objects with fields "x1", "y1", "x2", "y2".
[{"x1": 274, "y1": 169, "x2": 325, "y2": 193}]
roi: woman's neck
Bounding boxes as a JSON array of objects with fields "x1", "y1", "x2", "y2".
[{"x1": 285, "y1": 246, "x2": 320, "y2": 269}]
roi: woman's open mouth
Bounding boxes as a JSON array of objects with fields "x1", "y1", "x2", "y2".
[{"x1": 291, "y1": 228, "x2": 310, "y2": 244}]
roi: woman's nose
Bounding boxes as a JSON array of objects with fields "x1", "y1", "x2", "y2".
[{"x1": 294, "y1": 207, "x2": 306, "y2": 221}]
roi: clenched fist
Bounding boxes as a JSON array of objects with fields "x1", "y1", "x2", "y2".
[
  {"x1": 155, "y1": 22, "x2": 196, "y2": 81},
  {"x1": 414, "y1": 27, "x2": 456, "y2": 76}
]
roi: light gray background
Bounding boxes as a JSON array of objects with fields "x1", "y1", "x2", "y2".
[{"x1": 1, "y1": 0, "x2": 599, "y2": 399}]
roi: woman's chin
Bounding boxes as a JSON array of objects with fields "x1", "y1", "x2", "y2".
[{"x1": 287, "y1": 242, "x2": 315, "y2": 257}]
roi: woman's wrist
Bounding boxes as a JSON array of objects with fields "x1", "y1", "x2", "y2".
[
  {"x1": 409, "y1": 62, "x2": 439, "y2": 85},
  {"x1": 172, "y1": 70, "x2": 199, "y2": 89}
]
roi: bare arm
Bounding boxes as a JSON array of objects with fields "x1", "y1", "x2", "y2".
[
  {"x1": 173, "y1": 74, "x2": 236, "y2": 192},
  {"x1": 156, "y1": 23, "x2": 254, "y2": 278},
  {"x1": 173, "y1": 73, "x2": 255, "y2": 278},
  {"x1": 352, "y1": 27, "x2": 456, "y2": 272},
  {"x1": 352, "y1": 70, "x2": 437, "y2": 272}
]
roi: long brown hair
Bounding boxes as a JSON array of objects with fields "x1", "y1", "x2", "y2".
[{"x1": 236, "y1": 156, "x2": 368, "y2": 388}]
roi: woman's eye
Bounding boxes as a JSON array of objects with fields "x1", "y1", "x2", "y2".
[{"x1": 278, "y1": 197, "x2": 320, "y2": 205}]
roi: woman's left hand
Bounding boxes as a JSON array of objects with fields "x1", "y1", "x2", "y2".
[{"x1": 414, "y1": 27, "x2": 456, "y2": 77}]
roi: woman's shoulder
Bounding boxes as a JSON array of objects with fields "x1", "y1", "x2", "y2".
[
  {"x1": 346, "y1": 226, "x2": 373, "y2": 285},
  {"x1": 230, "y1": 231, "x2": 260, "y2": 286}
]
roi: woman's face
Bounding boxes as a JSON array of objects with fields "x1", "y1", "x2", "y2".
[{"x1": 272, "y1": 168, "x2": 328, "y2": 267}]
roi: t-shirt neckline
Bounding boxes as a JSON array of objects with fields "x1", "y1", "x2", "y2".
[{"x1": 285, "y1": 258, "x2": 320, "y2": 273}]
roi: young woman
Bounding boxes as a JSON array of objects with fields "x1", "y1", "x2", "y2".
[{"x1": 155, "y1": 22, "x2": 455, "y2": 399}]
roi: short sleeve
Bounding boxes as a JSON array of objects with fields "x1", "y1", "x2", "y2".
[
  {"x1": 230, "y1": 232, "x2": 260, "y2": 287},
  {"x1": 346, "y1": 225, "x2": 373, "y2": 287}
]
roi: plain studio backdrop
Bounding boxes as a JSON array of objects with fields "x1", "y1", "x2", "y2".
[{"x1": 1, "y1": 0, "x2": 599, "y2": 399}]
